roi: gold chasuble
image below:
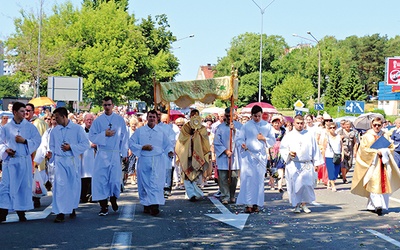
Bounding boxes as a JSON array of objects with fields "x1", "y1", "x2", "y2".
[
  {"x1": 175, "y1": 116, "x2": 211, "y2": 182},
  {"x1": 351, "y1": 129, "x2": 400, "y2": 198}
]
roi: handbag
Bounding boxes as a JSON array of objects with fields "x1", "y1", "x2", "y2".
[{"x1": 328, "y1": 137, "x2": 341, "y2": 165}]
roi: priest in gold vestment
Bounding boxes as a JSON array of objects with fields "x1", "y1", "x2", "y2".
[
  {"x1": 351, "y1": 117, "x2": 400, "y2": 215},
  {"x1": 175, "y1": 109, "x2": 211, "y2": 201}
]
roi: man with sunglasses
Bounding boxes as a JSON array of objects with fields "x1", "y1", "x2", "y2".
[
  {"x1": 351, "y1": 117, "x2": 400, "y2": 215},
  {"x1": 25, "y1": 103, "x2": 48, "y2": 208},
  {"x1": 280, "y1": 115, "x2": 324, "y2": 214},
  {"x1": 89, "y1": 96, "x2": 129, "y2": 216}
]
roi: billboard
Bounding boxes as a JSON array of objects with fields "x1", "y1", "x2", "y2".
[
  {"x1": 47, "y1": 76, "x2": 83, "y2": 101},
  {"x1": 386, "y1": 57, "x2": 400, "y2": 85}
]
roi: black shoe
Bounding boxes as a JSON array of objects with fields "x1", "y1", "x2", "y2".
[
  {"x1": 69, "y1": 209, "x2": 76, "y2": 219},
  {"x1": 0, "y1": 208, "x2": 8, "y2": 222},
  {"x1": 150, "y1": 205, "x2": 160, "y2": 216},
  {"x1": 45, "y1": 181, "x2": 52, "y2": 191},
  {"x1": 189, "y1": 196, "x2": 197, "y2": 202},
  {"x1": 17, "y1": 211, "x2": 27, "y2": 222},
  {"x1": 279, "y1": 188, "x2": 284, "y2": 193},
  {"x1": 143, "y1": 206, "x2": 151, "y2": 214},
  {"x1": 33, "y1": 197, "x2": 41, "y2": 208},
  {"x1": 110, "y1": 196, "x2": 118, "y2": 212},
  {"x1": 376, "y1": 208, "x2": 383, "y2": 216},
  {"x1": 98, "y1": 207, "x2": 108, "y2": 216},
  {"x1": 343, "y1": 179, "x2": 348, "y2": 184},
  {"x1": 54, "y1": 213, "x2": 65, "y2": 223}
]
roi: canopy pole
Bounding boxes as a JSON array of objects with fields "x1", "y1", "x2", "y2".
[
  {"x1": 228, "y1": 67, "x2": 237, "y2": 185},
  {"x1": 167, "y1": 103, "x2": 170, "y2": 124},
  {"x1": 153, "y1": 73, "x2": 157, "y2": 111}
]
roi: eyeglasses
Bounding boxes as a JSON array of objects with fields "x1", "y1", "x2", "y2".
[
  {"x1": 103, "y1": 104, "x2": 112, "y2": 107},
  {"x1": 372, "y1": 124, "x2": 382, "y2": 127},
  {"x1": 329, "y1": 127, "x2": 336, "y2": 129}
]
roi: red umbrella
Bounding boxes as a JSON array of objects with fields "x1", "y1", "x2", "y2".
[
  {"x1": 169, "y1": 110, "x2": 185, "y2": 121},
  {"x1": 240, "y1": 102, "x2": 278, "y2": 114}
]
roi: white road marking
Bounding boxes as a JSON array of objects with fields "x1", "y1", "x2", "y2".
[
  {"x1": 366, "y1": 229, "x2": 400, "y2": 247},
  {"x1": 310, "y1": 201, "x2": 322, "y2": 206},
  {"x1": 4, "y1": 204, "x2": 52, "y2": 223},
  {"x1": 119, "y1": 204, "x2": 135, "y2": 220},
  {"x1": 111, "y1": 232, "x2": 132, "y2": 250},
  {"x1": 389, "y1": 197, "x2": 400, "y2": 204},
  {"x1": 206, "y1": 197, "x2": 249, "y2": 230}
]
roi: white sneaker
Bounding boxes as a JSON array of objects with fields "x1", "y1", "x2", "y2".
[
  {"x1": 213, "y1": 191, "x2": 221, "y2": 197},
  {"x1": 294, "y1": 205, "x2": 301, "y2": 213},
  {"x1": 301, "y1": 204, "x2": 311, "y2": 213}
]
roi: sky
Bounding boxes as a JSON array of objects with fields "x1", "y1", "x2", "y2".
[{"x1": 1, "y1": 0, "x2": 399, "y2": 81}]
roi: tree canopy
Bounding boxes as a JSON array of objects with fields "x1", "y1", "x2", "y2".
[{"x1": 3, "y1": 1, "x2": 400, "y2": 110}]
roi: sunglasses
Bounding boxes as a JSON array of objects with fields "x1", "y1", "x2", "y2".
[
  {"x1": 329, "y1": 127, "x2": 336, "y2": 129},
  {"x1": 372, "y1": 124, "x2": 382, "y2": 127},
  {"x1": 25, "y1": 109, "x2": 33, "y2": 112}
]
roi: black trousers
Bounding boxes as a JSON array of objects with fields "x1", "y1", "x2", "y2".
[{"x1": 80, "y1": 177, "x2": 92, "y2": 202}]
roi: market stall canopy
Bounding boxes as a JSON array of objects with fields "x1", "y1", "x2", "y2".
[
  {"x1": 155, "y1": 76, "x2": 238, "y2": 108},
  {"x1": 240, "y1": 102, "x2": 278, "y2": 114},
  {"x1": 29, "y1": 97, "x2": 56, "y2": 107},
  {"x1": 169, "y1": 109, "x2": 185, "y2": 121}
]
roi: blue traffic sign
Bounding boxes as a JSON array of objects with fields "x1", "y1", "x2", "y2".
[
  {"x1": 295, "y1": 110, "x2": 303, "y2": 116},
  {"x1": 345, "y1": 101, "x2": 365, "y2": 114},
  {"x1": 314, "y1": 103, "x2": 324, "y2": 111}
]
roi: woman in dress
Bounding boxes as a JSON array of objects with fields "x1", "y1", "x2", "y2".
[{"x1": 322, "y1": 122, "x2": 343, "y2": 192}]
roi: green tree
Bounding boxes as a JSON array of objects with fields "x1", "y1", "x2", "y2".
[
  {"x1": 0, "y1": 75, "x2": 21, "y2": 98},
  {"x1": 271, "y1": 74, "x2": 314, "y2": 109},
  {"x1": 324, "y1": 58, "x2": 343, "y2": 106},
  {"x1": 214, "y1": 32, "x2": 288, "y2": 104},
  {"x1": 83, "y1": 0, "x2": 128, "y2": 11},
  {"x1": 341, "y1": 64, "x2": 367, "y2": 101}
]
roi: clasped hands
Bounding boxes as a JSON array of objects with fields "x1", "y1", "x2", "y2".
[
  {"x1": 142, "y1": 144, "x2": 153, "y2": 151},
  {"x1": 105, "y1": 128, "x2": 116, "y2": 137}
]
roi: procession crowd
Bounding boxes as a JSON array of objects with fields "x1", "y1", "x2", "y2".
[{"x1": 0, "y1": 98, "x2": 400, "y2": 223}]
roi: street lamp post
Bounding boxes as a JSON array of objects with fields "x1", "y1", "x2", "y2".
[
  {"x1": 174, "y1": 34, "x2": 194, "y2": 43},
  {"x1": 292, "y1": 32, "x2": 321, "y2": 105},
  {"x1": 251, "y1": 0, "x2": 276, "y2": 102},
  {"x1": 307, "y1": 31, "x2": 321, "y2": 105}
]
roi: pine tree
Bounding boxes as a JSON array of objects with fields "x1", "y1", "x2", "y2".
[
  {"x1": 324, "y1": 58, "x2": 342, "y2": 106},
  {"x1": 341, "y1": 64, "x2": 367, "y2": 101}
]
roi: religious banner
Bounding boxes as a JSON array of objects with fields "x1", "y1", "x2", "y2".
[{"x1": 155, "y1": 76, "x2": 238, "y2": 108}]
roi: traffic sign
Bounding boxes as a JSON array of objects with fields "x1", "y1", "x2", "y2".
[
  {"x1": 314, "y1": 103, "x2": 324, "y2": 111},
  {"x1": 294, "y1": 100, "x2": 304, "y2": 108},
  {"x1": 295, "y1": 110, "x2": 303, "y2": 116},
  {"x1": 345, "y1": 101, "x2": 365, "y2": 114}
]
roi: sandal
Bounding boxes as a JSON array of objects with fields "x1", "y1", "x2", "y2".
[
  {"x1": 253, "y1": 205, "x2": 260, "y2": 213},
  {"x1": 244, "y1": 206, "x2": 253, "y2": 214}
]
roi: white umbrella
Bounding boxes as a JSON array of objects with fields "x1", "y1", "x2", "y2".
[
  {"x1": 353, "y1": 113, "x2": 385, "y2": 130},
  {"x1": 334, "y1": 116, "x2": 357, "y2": 123},
  {"x1": 201, "y1": 107, "x2": 224, "y2": 115}
]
